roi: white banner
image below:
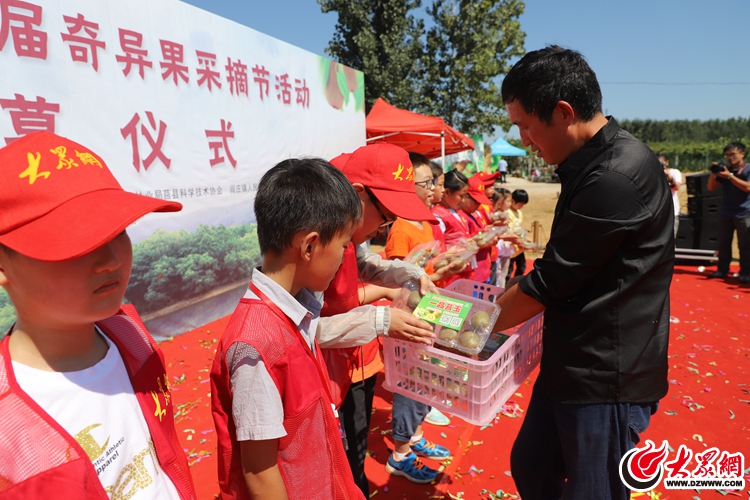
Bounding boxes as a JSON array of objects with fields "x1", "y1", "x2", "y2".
[{"x1": 0, "y1": 0, "x2": 366, "y2": 336}]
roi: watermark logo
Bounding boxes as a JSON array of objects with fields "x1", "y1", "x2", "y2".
[
  {"x1": 619, "y1": 440, "x2": 669, "y2": 492},
  {"x1": 620, "y1": 440, "x2": 746, "y2": 492}
]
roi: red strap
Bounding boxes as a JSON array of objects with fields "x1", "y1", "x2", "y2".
[{"x1": 247, "y1": 281, "x2": 337, "y2": 411}]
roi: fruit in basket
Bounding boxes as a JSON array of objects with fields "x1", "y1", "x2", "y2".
[
  {"x1": 407, "y1": 290, "x2": 423, "y2": 310},
  {"x1": 459, "y1": 331, "x2": 481, "y2": 349},
  {"x1": 469, "y1": 311, "x2": 491, "y2": 330},
  {"x1": 439, "y1": 327, "x2": 459, "y2": 341}
]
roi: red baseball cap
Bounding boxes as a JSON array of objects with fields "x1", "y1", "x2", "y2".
[
  {"x1": 475, "y1": 171, "x2": 500, "y2": 186},
  {"x1": 329, "y1": 152, "x2": 351, "y2": 169},
  {"x1": 467, "y1": 175, "x2": 492, "y2": 206},
  {"x1": 337, "y1": 144, "x2": 436, "y2": 223},
  {"x1": 0, "y1": 132, "x2": 181, "y2": 262}
]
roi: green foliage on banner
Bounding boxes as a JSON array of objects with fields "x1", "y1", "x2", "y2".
[
  {"x1": 418, "y1": 0, "x2": 525, "y2": 136},
  {"x1": 0, "y1": 289, "x2": 15, "y2": 337},
  {"x1": 319, "y1": 0, "x2": 425, "y2": 113},
  {"x1": 0, "y1": 224, "x2": 262, "y2": 334},
  {"x1": 619, "y1": 117, "x2": 750, "y2": 171},
  {"x1": 319, "y1": 0, "x2": 525, "y2": 135},
  {"x1": 126, "y1": 223, "x2": 261, "y2": 316}
]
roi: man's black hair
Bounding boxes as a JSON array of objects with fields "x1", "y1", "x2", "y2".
[
  {"x1": 501, "y1": 45, "x2": 602, "y2": 124},
  {"x1": 408, "y1": 152, "x2": 431, "y2": 169},
  {"x1": 511, "y1": 189, "x2": 529, "y2": 204},
  {"x1": 724, "y1": 142, "x2": 746, "y2": 154},
  {"x1": 254, "y1": 158, "x2": 362, "y2": 255},
  {"x1": 656, "y1": 153, "x2": 668, "y2": 162},
  {"x1": 444, "y1": 168, "x2": 469, "y2": 192},
  {"x1": 429, "y1": 161, "x2": 444, "y2": 179}
]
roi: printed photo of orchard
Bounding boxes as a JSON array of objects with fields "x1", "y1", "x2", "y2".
[{"x1": 0, "y1": 223, "x2": 261, "y2": 339}]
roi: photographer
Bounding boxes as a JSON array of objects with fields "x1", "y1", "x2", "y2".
[{"x1": 707, "y1": 142, "x2": 750, "y2": 284}]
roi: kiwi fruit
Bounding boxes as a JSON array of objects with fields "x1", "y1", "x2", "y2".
[
  {"x1": 438, "y1": 327, "x2": 459, "y2": 341},
  {"x1": 459, "y1": 331, "x2": 481, "y2": 349},
  {"x1": 407, "y1": 290, "x2": 423, "y2": 310},
  {"x1": 470, "y1": 311, "x2": 490, "y2": 330}
]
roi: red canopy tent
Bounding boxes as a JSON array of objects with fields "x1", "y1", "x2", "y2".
[{"x1": 365, "y1": 98, "x2": 475, "y2": 164}]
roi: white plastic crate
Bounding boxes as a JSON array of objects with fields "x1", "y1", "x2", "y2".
[{"x1": 383, "y1": 280, "x2": 543, "y2": 426}]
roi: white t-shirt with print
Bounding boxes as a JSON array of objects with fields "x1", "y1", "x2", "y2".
[{"x1": 12, "y1": 331, "x2": 181, "y2": 500}]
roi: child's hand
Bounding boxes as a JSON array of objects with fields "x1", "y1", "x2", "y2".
[
  {"x1": 388, "y1": 309, "x2": 435, "y2": 344},
  {"x1": 418, "y1": 275, "x2": 434, "y2": 295},
  {"x1": 430, "y1": 260, "x2": 467, "y2": 282}
]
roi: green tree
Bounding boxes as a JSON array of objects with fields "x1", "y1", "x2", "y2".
[
  {"x1": 319, "y1": 0, "x2": 425, "y2": 112},
  {"x1": 418, "y1": 0, "x2": 525, "y2": 135},
  {"x1": 319, "y1": 0, "x2": 525, "y2": 136}
]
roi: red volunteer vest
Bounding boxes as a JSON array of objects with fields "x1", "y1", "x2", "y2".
[
  {"x1": 464, "y1": 211, "x2": 492, "y2": 283},
  {"x1": 431, "y1": 205, "x2": 470, "y2": 247},
  {"x1": 321, "y1": 244, "x2": 381, "y2": 399},
  {"x1": 0, "y1": 305, "x2": 196, "y2": 500},
  {"x1": 210, "y1": 297, "x2": 364, "y2": 500},
  {"x1": 477, "y1": 205, "x2": 499, "y2": 261},
  {"x1": 431, "y1": 205, "x2": 475, "y2": 282}
]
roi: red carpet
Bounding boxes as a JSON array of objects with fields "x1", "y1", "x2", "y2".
[{"x1": 160, "y1": 263, "x2": 750, "y2": 499}]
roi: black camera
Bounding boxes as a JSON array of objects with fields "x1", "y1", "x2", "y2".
[{"x1": 711, "y1": 161, "x2": 730, "y2": 174}]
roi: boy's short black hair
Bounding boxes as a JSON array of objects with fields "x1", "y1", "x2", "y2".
[
  {"x1": 501, "y1": 45, "x2": 602, "y2": 124},
  {"x1": 511, "y1": 189, "x2": 529, "y2": 204},
  {"x1": 444, "y1": 168, "x2": 469, "y2": 192},
  {"x1": 429, "y1": 161, "x2": 444, "y2": 179},
  {"x1": 255, "y1": 158, "x2": 362, "y2": 255},
  {"x1": 408, "y1": 152, "x2": 431, "y2": 169}
]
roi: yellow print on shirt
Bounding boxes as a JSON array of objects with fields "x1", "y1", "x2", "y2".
[
  {"x1": 74, "y1": 423, "x2": 110, "y2": 461},
  {"x1": 104, "y1": 440, "x2": 158, "y2": 500}
]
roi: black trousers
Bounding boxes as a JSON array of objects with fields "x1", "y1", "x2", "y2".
[
  {"x1": 507, "y1": 252, "x2": 527, "y2": 279},
  {"x1": 339, "y1": 375, "x2": 377, "y2": 497}
]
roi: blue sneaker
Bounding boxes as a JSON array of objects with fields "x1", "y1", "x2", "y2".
[
  {"x1": 385, "y1": 452, "x2": 439, "y2": 484},
  {"x1": 424, "y1": 408, "x2": 451, "y2": 426},
  {"x1": 411, "y1": 437, "x2": 451, "y2": 460}
]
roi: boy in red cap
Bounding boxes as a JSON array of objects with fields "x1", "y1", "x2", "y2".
[
  {"x1": 0, "y1": 132, "x2": 196, "y2": 498},
  {"x1": 318, "y1": 144, "x2": 438, "y2": 496}
]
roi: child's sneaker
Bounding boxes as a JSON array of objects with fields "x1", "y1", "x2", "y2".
[
  {"x1": 411, "y1": 437, "x2": 451, "y2": 460},
  {"x1": 385, "y1": 452, "x2": 439, "y2": 484},
  {"x1": 424, "y1": 408, "x2": 451, "y2": 426}
]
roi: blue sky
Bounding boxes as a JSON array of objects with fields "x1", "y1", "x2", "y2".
[{"x1": 179, "y1": 0, "x2": 750, "y2": 140}]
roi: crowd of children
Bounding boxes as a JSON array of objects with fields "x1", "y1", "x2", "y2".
[{"x1": 0, "y1": 132, "x2": 533, "y2": 499}]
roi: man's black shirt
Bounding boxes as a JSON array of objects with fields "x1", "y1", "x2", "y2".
[{"x1": 518, "y1": 118, "x2": 674, "y2": 404}]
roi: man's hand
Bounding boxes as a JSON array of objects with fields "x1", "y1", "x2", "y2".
[
  {"x1": 716, "y1": 167, "x2": 731, "y2": 179},
  {"x1": 388, "y1": 308, "x2": 435, "y2": 344}
]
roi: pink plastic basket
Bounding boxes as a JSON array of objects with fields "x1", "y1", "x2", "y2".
[{"x1": 383, "y1": 280, "x2": 543, "y2": 425}]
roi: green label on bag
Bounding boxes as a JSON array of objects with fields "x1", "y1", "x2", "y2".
[{"x1": 413, "y1": 293, "x2": 473, "y2": 330}]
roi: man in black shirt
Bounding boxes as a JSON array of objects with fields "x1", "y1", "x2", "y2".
[{"x1": 493, "y1": 46, "x2": 673, "y2": 500}]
